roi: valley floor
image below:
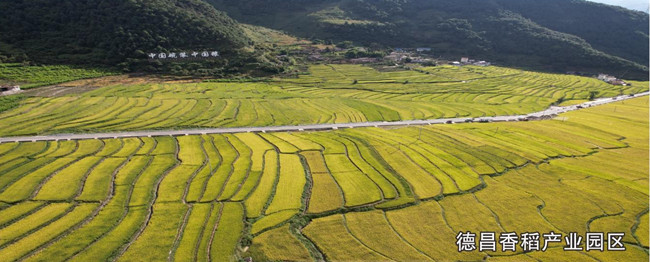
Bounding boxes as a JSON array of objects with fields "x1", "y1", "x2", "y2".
[
  {"x1": 0, "y1": 64, "x2": 647, "y2": 261},
  {"x1": 0, "y1": 96, "x2": 646, "y2": 261}
]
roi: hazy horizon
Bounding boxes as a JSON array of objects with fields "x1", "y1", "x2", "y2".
[{"x1": 589, "y1": 0, "x2": 649, "y2": 12}]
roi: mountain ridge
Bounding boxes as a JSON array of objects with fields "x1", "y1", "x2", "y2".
[
  {"x1": 0, "y1": 0, "x2": 646, "y2": 79},
  {"x1": 209, "y1": 0, "x2": 649, "y2": 79}
]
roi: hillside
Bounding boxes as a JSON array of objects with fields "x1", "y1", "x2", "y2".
[
  {"x1": 0, "y1": 0, "x2": 646, "y2": 78},
  {"x1": 0, "y1": 0, "x2": 251, "y2": 69},
  {"x1": 209, "y1": 0, "x2": 649, "y2": 79}
]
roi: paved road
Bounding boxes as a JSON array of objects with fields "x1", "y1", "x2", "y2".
[{"x1": 0, "y1": 92, "x2": 647, "y2": 143}]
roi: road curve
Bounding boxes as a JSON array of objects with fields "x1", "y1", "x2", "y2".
[{"x1": 0, "y1": 92, "x2": 647, "y2": 144}]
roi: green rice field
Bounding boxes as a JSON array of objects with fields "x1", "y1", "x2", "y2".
[{"x1": 0, "y1": 63, "x2": 115, "y2": 89}]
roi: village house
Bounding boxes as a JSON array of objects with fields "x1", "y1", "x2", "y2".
[
  {"x1": 597, "y1": 74, "x2": 627, "y2": 85},
  {"x1": 609, "y1": 79, "x2": 628, "y2": 86},
  {"x1": 410, "y1": 57, "x2": 433, "y2": 63},
  {"x1": 385, "y1": 51, "x2": 410, "y2": 62},
  {"x1": 454, "y1": 57, "x2": 491, "y2": 66},
  {"x1": 598, "y1": 73, "x2": 617, "y2": 82}
]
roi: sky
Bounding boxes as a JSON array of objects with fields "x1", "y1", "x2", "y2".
[{"x1": 588, "y1": 0, "x2": 649, "y2": 12}]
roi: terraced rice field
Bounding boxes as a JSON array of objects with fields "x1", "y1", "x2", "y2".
[
  {"x1": 0, "y1": 64, "x2": 647, "y2": 136},
  {"x1": 0, "y1": 96, "x2": 646, "y2": 261}
]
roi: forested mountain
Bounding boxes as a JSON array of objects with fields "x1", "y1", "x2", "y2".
[
  {"x1": 0, "y1": 0, "x2": 251, "y2": 68},
  {"x1": 497, "y1": 0, "x2": 648, "y2": 66},
  {"x1": 0, "y1": 0, "x2": 646, "y2": 79},
  {"x1": 209, "y1": 0, "x2": 649, "y2": 79}
]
